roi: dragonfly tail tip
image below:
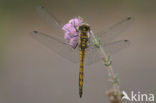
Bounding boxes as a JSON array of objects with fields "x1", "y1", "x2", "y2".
[
  {"x1": 79, "y1": 94, "x2": 82, "y2": 98},
  {"x1": 79, "y1": 92, "x2": 82, "y2": 98}
]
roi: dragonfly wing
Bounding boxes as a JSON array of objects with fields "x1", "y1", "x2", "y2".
[
  {"x1": 95, "y1": 17, "x2": 134, "y2": 45},
  {"x1": 84, "y1": 42, "x2": 101, "y2": 65},
  {"x1": 31, "y1": 31, "x2": 80, "y2": 63},
  {"x1": 103, "y1": 40, "x2": 131, "y2": 55},
  {"x1": 36, "y1": 6, "x2": 64, "y2": 39},
  {"x1": 85, "y1": 40, "x2": 130, "y2": 65},
  {"x1": 31, "y1": 31, "x2": 130, "y2": 65}
]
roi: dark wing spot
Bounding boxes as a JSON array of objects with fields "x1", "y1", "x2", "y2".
[
  {"x1": 33, "y1": 31, "x2": 38, "y2": 34},
  {"x1": 124, "y1": 40, "x2": 129, "y2": 42},
  {"x1": 127, "y1": 17, "x2": 132, "y2": 20},
  {"x1": 40, "y1": 6, "x2": 45, "y2": 9}
]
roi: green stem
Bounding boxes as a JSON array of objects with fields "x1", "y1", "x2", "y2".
[{"x1": 90, "y1": 30, "x2": 122, "y2": 102}]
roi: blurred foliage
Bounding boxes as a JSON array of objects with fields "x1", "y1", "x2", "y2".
[{"x1": 0, "y1": 10, "x2": 10, "y2": 70}]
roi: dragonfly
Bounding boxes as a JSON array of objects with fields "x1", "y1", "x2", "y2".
[{"x1": 31, "y1": 6, "x2": 133, "y2": 98}]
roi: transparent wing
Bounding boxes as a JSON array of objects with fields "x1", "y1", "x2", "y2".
[
  {"x1": 36, "y1": 5, "x2": 64, "y2": 40},
  {"x1": 103, "y1": 40, "x2": 130, "y2": 55},
  {"x1": 84, "y1": 40, "x2": 131, "y2": 65},
  {"x1": 31, "y1": 30, "x2": 80, "y2": 63},
  {"x1": 34, "y1": 6, "x2": 131, "y2": 65},
  {"x1": 95, "y1": 17, "x2": 134, "y2": 45},
  {"x1": 31, "y1": 31, "x2": 130, "y2": 65},
  {"x1": 85, "y1": 42, "x2": 101, "y2": 65}
]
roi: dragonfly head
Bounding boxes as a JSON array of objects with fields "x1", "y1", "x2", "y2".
[{"x1": 78, "y1": 24, "x2": 90, "y2": 33}]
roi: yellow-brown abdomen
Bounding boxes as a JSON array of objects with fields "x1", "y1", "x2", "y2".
[
  {"x1": 79, "y1": 50, "x2": 85, "y2": 98},
  {"x1": 78, "y1": 24, "x2": 90, "y2": 98}
]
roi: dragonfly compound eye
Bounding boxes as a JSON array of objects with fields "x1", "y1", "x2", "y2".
[{"x1": 78, "y1": 24, "x2": 90, "y2": 32}]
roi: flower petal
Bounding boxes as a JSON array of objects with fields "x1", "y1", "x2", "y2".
[
  {"x1": 62, "y1": 23, "x2": 71, "y2": 32},
  {"x1": 62, "y1": 23, "x2": 76, "y2": 35},
  {"x1": 63, "y1": 17, "x2": 84, "y2": 48},
  {"x1": 64, "y1": 32, "x2": 71, "y2": 40},
  {"x1": 69, "y1": 18, "x2": 83, "y2": 27},
  {"x1": 69, "y1": 37, "x2": 79, "y2": 47}
]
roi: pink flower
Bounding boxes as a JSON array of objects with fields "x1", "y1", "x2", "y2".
[
  {"x1": 62, "y1": 17, "x2": 83, "y2": 48},
  {"x1": 69, "y1": 18, "x2": 83, "y2": 27},
  {"x1": 69, "y1": 37, "x2": 79, "y2": 48}
]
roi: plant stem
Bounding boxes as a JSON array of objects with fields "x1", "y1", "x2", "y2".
[{"x1": 90, "y1": 31, "x2": 122, "y2": 102}]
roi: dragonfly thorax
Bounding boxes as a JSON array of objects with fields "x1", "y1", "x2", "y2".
[
  {"x1": 78, "y1": 24, "x2": 90, "y2": 33},
  {"x1": 78, "y1": 24, "x2": 90, "y2": 50}
]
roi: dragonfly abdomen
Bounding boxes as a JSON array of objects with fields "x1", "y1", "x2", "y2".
[
  {"x1": 79, "y1": 50, "x2": 85, "y2": 98},
  {"x1": 78, "y1": 24, "x2": 90, "y2": 98}
]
